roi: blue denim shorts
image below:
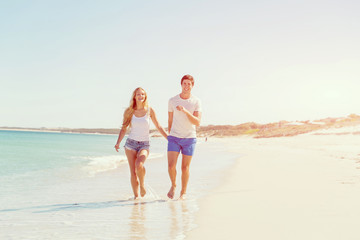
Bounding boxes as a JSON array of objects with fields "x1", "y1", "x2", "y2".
[
  {"x1": 124, "y1": 138, "x2": 150, "y2": 152},
  {"x1": 167, "y1": 136, "x2": 197, "y2": 156}
]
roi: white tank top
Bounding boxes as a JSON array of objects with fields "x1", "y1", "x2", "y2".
[{"x1": 127, "y1": 108, "x2": 150, "y2": 141}]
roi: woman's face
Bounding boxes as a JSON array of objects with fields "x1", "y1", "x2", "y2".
[{"x1": 135, "y1": 89, "x2": 146, "y2": 103}]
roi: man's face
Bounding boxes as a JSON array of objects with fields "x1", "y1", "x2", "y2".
[{"x1": 181, "y1": 80, "x2": 193, "y2": 93}]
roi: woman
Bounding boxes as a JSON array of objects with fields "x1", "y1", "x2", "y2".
[{"x1": 115, "y1": 87, "x2": 168, "y2": 199}]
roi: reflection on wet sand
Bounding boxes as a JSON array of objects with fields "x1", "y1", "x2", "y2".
[
  {"x1": 126, "y1": 198, "x2": 197, "y2": 240},
  {"x1": 169, "y1": 201, "x2": 179, "y2": 238},
  {"x1": 129, "y1": 202, "x2": 146, "y2": 240},
  {"x1": 169, "y1": 200, "x2": 193, "y2": 240}
]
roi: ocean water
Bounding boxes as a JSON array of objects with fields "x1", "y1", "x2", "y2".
[{"x1": 0, "y1": 130, "x2": 238, "y2": 240}]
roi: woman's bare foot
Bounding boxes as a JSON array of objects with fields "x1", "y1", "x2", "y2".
[
  {"x1": 140, "y1": 185, "x2": 146, "y2": 197},
  {"x1": 167, "y1": 186, "x2": 176, "y2": 199}
]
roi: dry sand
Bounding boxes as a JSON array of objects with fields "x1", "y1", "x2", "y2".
[{"x1": 186, "y1": 131, "x2": 360, "y2": 240}]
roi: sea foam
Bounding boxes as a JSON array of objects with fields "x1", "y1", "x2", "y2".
[{"x1": 79, "y1": 153, "x2": 165, "y2": 175}]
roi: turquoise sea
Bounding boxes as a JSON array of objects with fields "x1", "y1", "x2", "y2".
[{"x1": 0, "y1": 130, "x2": 237, "y2": 240}]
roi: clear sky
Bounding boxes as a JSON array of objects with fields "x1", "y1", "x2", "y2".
[{"x1": 1, "y1": 0, "x2": 359, "y2": 128}]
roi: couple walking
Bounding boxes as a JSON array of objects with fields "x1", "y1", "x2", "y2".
[{"x1": 114, "y1": 75, "x2": 202, "y2": 200}]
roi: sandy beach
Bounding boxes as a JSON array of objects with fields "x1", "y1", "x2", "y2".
[
  {"x1": 2, "y1": 127, "x2": 360, "y2": 239},
  {"x1": 186, "y1": 129, "x2": 360, "y2": 240}
]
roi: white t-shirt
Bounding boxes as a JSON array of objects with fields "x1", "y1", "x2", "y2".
[{"x1": 168, "y1": 94, "x2": 202, "y2": 138}]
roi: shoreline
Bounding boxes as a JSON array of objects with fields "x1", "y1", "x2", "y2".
[
  {"x1": 0, "y1": 131, "x2": 237, "y2": 240},
  {"x1": 186, "y1": 133, "x2": 360, "y2": 240},
  {"x1": 0, "y1": 128, "x2": 118, "y2": 136},
  {"x1": 0, "y1": 128, "x2": 62, "y2": 133}
]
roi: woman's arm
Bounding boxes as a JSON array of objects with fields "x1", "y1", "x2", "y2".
[
  {"x1": 114, "y1": 126, "x2": 127, "y2": 152},
  {"x1": 168, "y1": 111, "x2": 173, "y2": 134},
  {"x1": 150, "y1": 107, "x2": 168, "y2": 139},
  {"x1": 115, "y1": 109, "x2": 130, "y2": 152}
]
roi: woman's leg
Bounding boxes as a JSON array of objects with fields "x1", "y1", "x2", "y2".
[
  {"x1": 125, "y1": 148, "x2": 139, "y2": 199},
  {"x1": 136, "y1": 149, "x2": 149, "y2": 197}
]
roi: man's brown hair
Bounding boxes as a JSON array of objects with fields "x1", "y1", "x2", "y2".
[{"x1": 181, "y1": 74, "x2": 194, "y2": 86}]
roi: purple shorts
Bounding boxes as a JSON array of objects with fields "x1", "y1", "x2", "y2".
[{"x1": 167, "y1": 136, "x2": 197, "y2": 156}]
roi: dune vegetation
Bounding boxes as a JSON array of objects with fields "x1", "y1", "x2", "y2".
[{"x1": 2, "y1": 114, "x2": 359, "y2": 139}]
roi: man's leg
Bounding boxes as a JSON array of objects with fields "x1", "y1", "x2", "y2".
[
  {"x1": 180, "y1": 154, "x2": 192, "y2": 199},
  {"x1": 167, "y1": 151, "x2": 180, "y2": 199}
]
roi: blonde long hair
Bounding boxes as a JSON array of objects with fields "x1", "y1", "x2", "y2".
[{"x1": 122, "y1": 87, "x2": 149, "y2": 128}]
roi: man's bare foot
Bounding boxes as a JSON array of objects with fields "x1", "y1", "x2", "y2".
[
  {"x1": 167, "y1": 186, "x2": 176, "y2": 199},
  {"x1": 179, "y1": 192, "x2": 186, "y2": 200},
  {"x1": 140, "y1": 186, "x2": 146, "y2": 197}
]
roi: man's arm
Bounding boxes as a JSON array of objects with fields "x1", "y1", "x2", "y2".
[{"x1": 176, "y1": 106, "x2": 201, "y2": 126}]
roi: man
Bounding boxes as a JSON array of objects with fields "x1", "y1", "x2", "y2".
[{"x1": 167, "y1": 74, "x2": 202, "y2": 199}]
